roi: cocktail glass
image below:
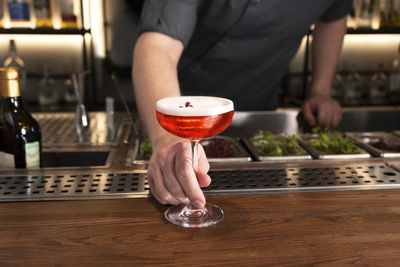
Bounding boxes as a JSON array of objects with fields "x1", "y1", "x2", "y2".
[{"x1": 156, "y1": 96, "x2": 234, "y2": 228}]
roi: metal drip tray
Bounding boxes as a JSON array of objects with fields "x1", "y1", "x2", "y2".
[
  {"x1": 33, "y1": 112, "x2": 125, "y2": 146},
  {"x1": 390, "y1": 163, "x2": 400, "y2": 172},
  {"x1": 0, "y1": 164, "x2": 400, "y2": 202},
  {"x1": 205, "y1": 163, "x2": 400, "y2": 194},
  {"x1": 0, "y1": 172, "x2": 149, "y2": 201}
]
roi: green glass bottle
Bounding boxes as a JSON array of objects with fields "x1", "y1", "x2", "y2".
[{"x1": 0, "y1": 67, "x2": 42, "y2": 169}]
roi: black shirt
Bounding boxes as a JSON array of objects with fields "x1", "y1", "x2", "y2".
[{"x1": 139, "y1": 0, "x2": 353, "y2": 111}]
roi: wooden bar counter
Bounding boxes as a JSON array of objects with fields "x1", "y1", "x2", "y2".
[
  {"x1": 1, "y1": 139, "x2": 400, "y2": 266},
  {"x1": 2, "y1": 188, "x2": 400, "y2": 265}
]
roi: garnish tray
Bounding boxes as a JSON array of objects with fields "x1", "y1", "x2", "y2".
[
  {"x1": 346, "y1": 132, "x2": 400, "y2": 158},
  {"x1": 128, "y1": 135, "x2": 252, "y2": 166},
  {"x1": 201, "y1": 136, "x2": 252, "y2": 163},
  {"x1": 242, "y1": 135, "x2": 312, "y2": 162},
  {"x1": 296, "y1": 134, "x2": 371, "y2": 160}
]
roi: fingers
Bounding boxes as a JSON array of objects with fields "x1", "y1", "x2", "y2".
[
  {"x1": 303, "y1": 96, "x2": 342, "y2": 129},
  {"x1": 174, "y1": 142, "x2": 206, "y2": 208},
  {"x1": 147, "y1": 161, "x2": 182, "y2": 205},
  {"x1": 196, "y1": 144, "x2": 211, "y2": 187},
  {"x1": 161, "y1": 148, "x2": 189, "y2": 203},
  {"x1": 302, "y1": 102, "x2": 316, "y2": 127},
  {"x1": 196, "y1": 170, "x2": 211, "y2": 188},
  {"x1": 315, "y1": 100, "x2": 342, "y2": 129},
  {"x1": 148, "y1": 140, "x2": 208, "y2": 208},
  {"x1": 197, "y1": 144, "x2": 210, "y2": 173},
  {"x1": 316, "y1": 107, "x2": 331, "y2": 128}
]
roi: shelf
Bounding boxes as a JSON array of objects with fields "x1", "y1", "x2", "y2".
[
  {"x1": 307, "y1": 27, "x2": 400, "y2": 36},
  {"x1": 347, "y1": 27, "x2": 400, "y2": 34},
  {"x1": 0, "y1": 28, "x2": 90, "y2": 35}
]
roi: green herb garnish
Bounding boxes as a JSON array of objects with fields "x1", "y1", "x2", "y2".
[
  {"x1": 140, "y1": 137, "x2": 153, "y2": 159},
  {"x1": 250, "y1": 130, "x2": 305, "y2": 156},
  {"x1": 306, "y1": 127, "x2": 362, "y2": 154}
]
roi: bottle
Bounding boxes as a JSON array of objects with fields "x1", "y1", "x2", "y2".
[
  {"x1": 388, "y1": 0, "x2": 400, "y2": 26},
  {"x1": 347, "y1": 2, "x2": 357, "y2": 29},
  {"x1": 331, "y1": 71, "x2": 344, "y2": 102},
  {"x1": 63, "y1": 76, "x2": 76, "y2": 104},
  {"x1": 3, "y1": 39, "x2": 26, "y2": 95},
  {"x1": 0, "y1": 0, "x2": 4, "y2": 28},
  {"x1": 389, "y1": 43, "x2": 400, "y2": 104},
  {"x1": 33, "y1": 0, "x2": 52, "y2": 28},
  {"x1": 380, "y1": 0, "x2": 392, "y2": 28},
  {"x1": 38, "y1": 64, "x2": 58, "y2": 110},
  {"x1": 0, "y1": 103, "x2": 5, "y2": 152},
  {"x1": 344, "y1": 64, "x2": 362, "y2": 106},
  {"x1": 0, "y1": 67, "x2": 42, "y2": 169},
  {"x1": 7, "y1": 0, "x2": 34, "y2": 28},
  {"x1": 370, "y1": 63, "x2": 388, "y2": 105},
  {"x1": 0, "y1": 101, "x2": 13, "y2": 168},
  {"x1": 59, "y1": 0, "x2": 77, "y2": 28},
  {"x1": 357, "y1": 0, "x2": 375, "y2": 28}
]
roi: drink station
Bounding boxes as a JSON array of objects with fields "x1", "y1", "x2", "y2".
[{"x1": 1, "y1": 0, "x2": 400, "y2": 265}]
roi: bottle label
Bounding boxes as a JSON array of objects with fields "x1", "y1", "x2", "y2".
[
  {"x1": 8, "y1": 2, "x2": 30, "y2": 21},
  {"x1": 25, "y1": 141, "x2": 40, "y2": 169},
  {"x1": 0, "y1": 152, "x2": 14, "y2": 169}
]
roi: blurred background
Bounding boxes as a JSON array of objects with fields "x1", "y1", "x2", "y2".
[{"x1": 0, "y1": 0, "x2": 399, "y2": 111}]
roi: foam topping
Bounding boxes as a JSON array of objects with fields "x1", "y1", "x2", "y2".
[{"x1": 156, "y1": 96, "x2": 234, "y2": 116}]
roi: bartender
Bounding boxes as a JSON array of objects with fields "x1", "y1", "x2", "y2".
[{"x1": 132, "y1": 0, "x2": 352, "y2": 207}]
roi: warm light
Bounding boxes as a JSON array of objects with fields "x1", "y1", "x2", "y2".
[
  {"x1": 0, "y1": 35, "x2": 84, "y2": 74},
  {"x1": 340, "y1": 34, "x2": 400, "y2": 71},
  {"x1": 88, "y1": 0, "x2": 105, "y2": 58},
  {"x1": 82, "y1": 0, "x2": 91, "y2": 30},
  {"x1": 343, "y1": 34, "x2": 400, "y2": 45},
  {"x1": 0, "y1": 34, "x2": 83, "y2": 47}
]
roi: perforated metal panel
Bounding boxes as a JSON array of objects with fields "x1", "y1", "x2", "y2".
[
  {"x1": 1, "y1": 163, "x2": 400, "y2": 202},
  {"x1": 390, "y1": 163, "x2": 400, "y2": 173},
  {"x1": 0, "y1": 172, "x2": 149, "y2": 201},
  {"x1": 33, "y1": 112, "x2": 125, "y2": 146},
  {"x1": 205, "y1": 163, "x2": 400, "y2": 194}
]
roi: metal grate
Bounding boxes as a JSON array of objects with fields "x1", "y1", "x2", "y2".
[
  {"x1": 206, "y1": 163, "x2": 400, "y2": 194},
  {"x1": 390, "y1": 163, "x2": 400, "y2": 173},
  {"x1": 0, "y1": 172, "x2": 149, "y2": 201},
  {"x1": 1, "y1": 163, "x2": 400, "y2": 202},
  {"x1": 33, "y1": 112, "x2": 125, "y2": 146}
]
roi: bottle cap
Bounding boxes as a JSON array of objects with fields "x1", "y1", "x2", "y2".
[{"x1": 0, "y1": 67, "x2": 21, "y2": 97}]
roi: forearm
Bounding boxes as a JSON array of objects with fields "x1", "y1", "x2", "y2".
[
  {"x1": 132, "y1": 33, "x2": 183, "y2": 147},
  {"x1": 310, "y1": 17, "x2": 347, "y2": 97}
]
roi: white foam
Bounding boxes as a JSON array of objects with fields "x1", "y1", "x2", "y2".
[{"x1": 156, "y1": 96, "x2": 234, "y2": 116}]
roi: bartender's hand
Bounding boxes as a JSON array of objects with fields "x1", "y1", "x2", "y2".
[
  {"x1": 147, "y1": 138, "x2": 211, "y2": 208},
  {"x1": 302, "y1": 95, "x2": 342, "y2": 129}
]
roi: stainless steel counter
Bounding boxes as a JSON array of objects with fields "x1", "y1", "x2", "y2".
[{"x1": 223, "y1": 107, "x2": 400, "y2": 137}]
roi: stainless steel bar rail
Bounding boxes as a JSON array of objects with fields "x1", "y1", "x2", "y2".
[{"x1": 1, "y1": 163, "x2": 400, "y2": 202}]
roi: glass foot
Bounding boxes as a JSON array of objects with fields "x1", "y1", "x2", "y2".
[{"x1": 165, "y1": 203, "x2": 224, "y2": 228}]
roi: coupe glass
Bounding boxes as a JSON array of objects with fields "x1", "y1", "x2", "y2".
[{"x1": 156, "y1": 96, "x2": 234, "y2": 228}]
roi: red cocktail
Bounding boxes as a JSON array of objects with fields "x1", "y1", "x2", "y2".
[
  {"x1": 156, "y1": 111, "x2": 234, "y2": 139},
  {"x1": 156, "y1": 96, "x2": 234, "y2": 228}
]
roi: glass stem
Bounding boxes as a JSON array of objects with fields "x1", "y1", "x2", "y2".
[{"x1": 191, "y1": 139, "x2": 200, "y2": 172}]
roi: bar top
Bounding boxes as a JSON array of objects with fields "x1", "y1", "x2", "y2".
[{"x1": 1, "y1": 189, "x2": 400, "y2": 266}]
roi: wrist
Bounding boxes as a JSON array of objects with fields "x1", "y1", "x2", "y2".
[
  {"x1": 308, "y1": 86, "x2": 332, "y2": 99},
  {"x1": 308, "y1": 93, "x2": 332, "y2": 99},
  {"x1": 309, "y1": 80, "x2": 332, "y2": 99},
  {"x1": 150, "y1": 133, "x2": 184, "y2": 152}
]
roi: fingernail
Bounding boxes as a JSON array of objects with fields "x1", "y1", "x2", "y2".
[{"x1": 193, "y1": 200, "x2": 204, "y2": 209}]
